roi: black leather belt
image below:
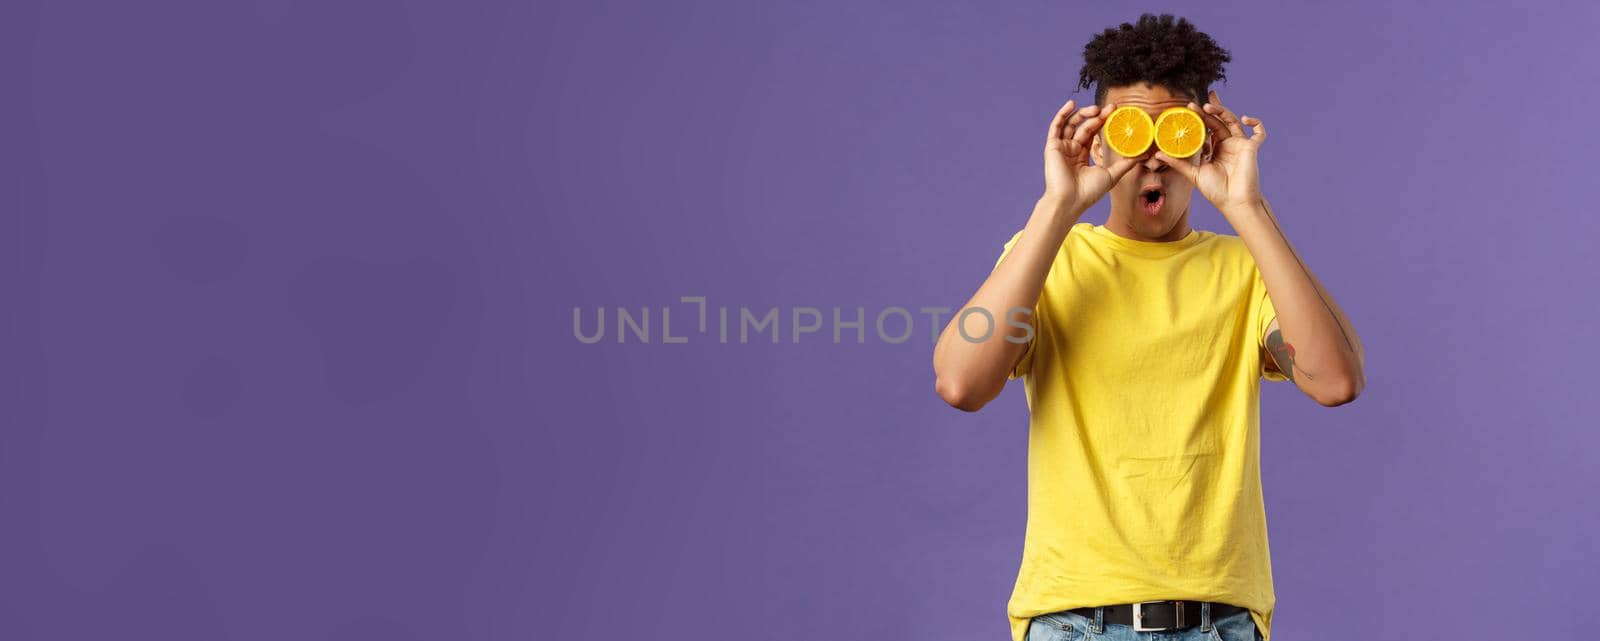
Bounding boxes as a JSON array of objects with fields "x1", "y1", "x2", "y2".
[{"x1": 1068, "y1": 601, "x2": 1246, "y2": 631}]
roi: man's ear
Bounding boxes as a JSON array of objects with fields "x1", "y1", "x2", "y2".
[{"x1": 1090, "y1": 132, "x2": 1104, "y2": 166}]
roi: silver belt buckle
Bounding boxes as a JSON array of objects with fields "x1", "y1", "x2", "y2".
[{"x1": 1132, "y1": 601, "x2": 1181, "y2": 632}]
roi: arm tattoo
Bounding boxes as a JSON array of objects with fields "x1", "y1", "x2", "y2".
[
  {"x1": 1265, "y1": 329, "x2": 1314, "y2": 381},
  {"x1": 1257, "y1": 199, "x2": 1360, "y2": 357}
]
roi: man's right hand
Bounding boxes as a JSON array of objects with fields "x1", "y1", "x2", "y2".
[
  {"x1": 1043, "y1": 99, "x2": 1139, "y2": 210},
  {"x1": 933, "y1": 98, "x2": 1141, "y2": 412}
]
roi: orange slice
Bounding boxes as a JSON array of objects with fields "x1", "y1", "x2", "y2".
[
  {"x1": 1154, "y1": 107, "x2": 1206, "y2": 159},
  {"x1": 1102, "y1": 106, "x2": 1154, "y2": 158}
]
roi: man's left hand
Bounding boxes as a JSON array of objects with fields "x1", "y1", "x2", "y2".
[{"x1": 1155, "y1": 90, "x2": 1266, "y2": 217}]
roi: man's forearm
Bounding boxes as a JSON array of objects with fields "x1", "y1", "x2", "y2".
[
  {"x1": 1229, "y1": 197, "x2": 1365, "y2": 404},
  {"x1": 933, "y1": 195, "x2": 1081, "y2": 411}
]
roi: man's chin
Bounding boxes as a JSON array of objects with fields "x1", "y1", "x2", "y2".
[{"x1": 1135, "y1": 208, "x2": 1167, "y2": 228}]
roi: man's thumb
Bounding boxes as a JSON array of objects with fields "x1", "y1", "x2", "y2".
[{"x1": 1153, "y1": 152, "x2": 1197, "y2": 181}]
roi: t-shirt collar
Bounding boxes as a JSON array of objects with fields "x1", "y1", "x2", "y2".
[{"x1": 1089, "y1": 222, "x2": 1205, "y2": 257}]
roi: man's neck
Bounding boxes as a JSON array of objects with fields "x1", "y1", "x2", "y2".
[{"x1": 1104, "y1": 209, "x2": 1193, "y2": 242}]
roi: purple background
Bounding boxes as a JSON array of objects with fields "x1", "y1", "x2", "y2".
[{"x1": 2, "y1": 1, "x2": 1596, "y2": 639}]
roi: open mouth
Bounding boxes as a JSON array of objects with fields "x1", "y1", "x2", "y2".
[{"x1": 1140, "y1": 187, "x2": 1165, "y2": 215}]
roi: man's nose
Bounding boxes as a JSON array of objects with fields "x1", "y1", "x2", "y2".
[{"x1": 1140, "y1": 154, "x2": 1167, "y2": 173}]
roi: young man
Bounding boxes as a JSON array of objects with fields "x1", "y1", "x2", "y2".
[{"x1": 930, "y1": 14, "x2": 1366, "y2": 641}]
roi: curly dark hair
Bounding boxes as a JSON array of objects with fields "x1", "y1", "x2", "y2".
[{"x1": 1078, "y1": 13, "x2": 1232, "y2": 105}]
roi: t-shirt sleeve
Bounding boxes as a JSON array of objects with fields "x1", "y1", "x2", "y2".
[
  {"x1": 993, "y1": 230, "x2": 1040, "y2": 380},
  {"x1": 1250, "y1": 262, "x2": 1291, "y2": 383}
]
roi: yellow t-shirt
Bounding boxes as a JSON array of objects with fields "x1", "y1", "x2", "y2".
[{"x1": 994, "y1": 222, "x2": 1286, "y2": 641}]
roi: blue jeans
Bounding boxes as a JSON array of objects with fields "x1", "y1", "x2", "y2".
[{"x1": 1025, "y1": 604, "x2": 1262, "y2": 641}]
